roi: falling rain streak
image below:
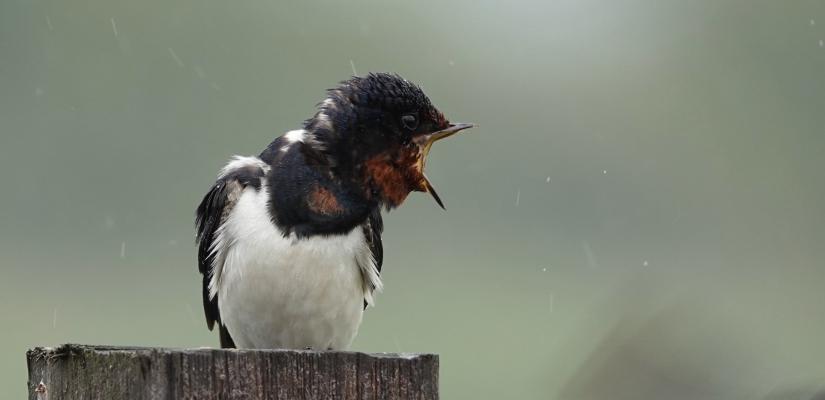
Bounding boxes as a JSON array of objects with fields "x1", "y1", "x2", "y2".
[
  {"x1": 110, "y1": 17, "x2": 118, "y2": 36},
  {"x1": 185, "y1": 303, "x2": 198, "y2": 326},
  {"x1": 168, "y1": 48, "x2": 184, "y2": 68},
  {"x1": 582, "y1": 241, "x2": 599, "y2": 269},
  {"x1": 194, "y1": 66, "x2": 207, "y2": 79}
]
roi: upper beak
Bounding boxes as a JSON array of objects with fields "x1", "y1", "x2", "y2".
[{"x1": 413, "y1": 122, "x2": 475, "y2": 209}]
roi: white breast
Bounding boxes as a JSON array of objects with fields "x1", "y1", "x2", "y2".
[{"x1": 212, "y1": 183, "x2": 378, "y2": 350}]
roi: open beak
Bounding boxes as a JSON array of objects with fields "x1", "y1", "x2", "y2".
[{"x1": 413, "y1": 122, "x2": 475, "y2": 209}]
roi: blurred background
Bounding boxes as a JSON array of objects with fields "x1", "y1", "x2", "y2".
[{"x1": 2, "y1": 0, "x2": 825, "y2": 398}]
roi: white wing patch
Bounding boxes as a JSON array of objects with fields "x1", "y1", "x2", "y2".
[
  {"x1": 283, "y1": 128, "x2": 326, "y2": 154},
  {"x1": 357, "y1": 244, "x2": 383, "y2": 306},
  {"x1": 284, "y1": 129, "x2": 306, "y2": 144},
  {"x1": 218, "y1": 155, "x2": 269, "y2": 179}
]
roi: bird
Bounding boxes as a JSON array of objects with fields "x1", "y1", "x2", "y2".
[{"x1": 195, "y1": 73, "x2": 473, "y2": 349}]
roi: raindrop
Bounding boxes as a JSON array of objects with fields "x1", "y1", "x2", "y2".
[
  {"x1": 448, "y1": 60, "x2": 455, "y2": 67},
  {"x1": 35, "y1": 88, "x2": 44, "y2": 96},
  {"x1": 602, "y1": 170, "x2": 608, "y2": 175},
  {"x1": 120, "y1": 242, "x2": 126, "y2": 259},
  {"x1": 350, "y1": 60, "x2": 358, "y2": 76},
  {"x1": 642, "y1": 260, "x2": 649, "y2": 267},
  {"x1": 194, "y1": 65, "x2": 206, "y2": 79},
  {"x1": 820, "y1": 39, "x2": 824, "y2": 48},
  {"x1": 110, "y1": 17, "x2": 118, "y2": 37},
  {"x1": 811, "y1": 19, "x2": 816, "y2": 26},
  {"x1": 541, "y1": 267, "x2": 547, "y2": 272},
  {"x1": 515, "y1": 189, "x2": 521, "y2": 206},
  {"x1": 545, "y1": 176, "x2": 551, "y2": 183},
  {"x1": 46, "y1": 15, "x2": 53, "y2": 31}
]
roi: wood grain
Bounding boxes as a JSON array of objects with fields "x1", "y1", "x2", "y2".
[{"x1": 26, "y1": 344, "x2": 438, "y2": 400}]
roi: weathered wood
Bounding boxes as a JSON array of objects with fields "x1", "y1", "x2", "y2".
[{"x1": 26, "y1": 344, "x2": 438, "y2": 400}]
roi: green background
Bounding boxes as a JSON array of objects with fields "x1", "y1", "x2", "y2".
[{"x1": 2, "y1": 0, "x2": 825, "y2": 398}]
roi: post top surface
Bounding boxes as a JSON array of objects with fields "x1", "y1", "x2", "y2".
[{"x1": 28, "y1": 343, "x2": 437, "y2": 361}]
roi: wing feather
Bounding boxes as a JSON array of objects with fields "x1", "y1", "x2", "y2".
[
  {"x1": 195, "y1": 156, "x2": 266, "y2": 346},
  {"x1": 361, "y1": 208, "x2": 384, "y2": 308}
]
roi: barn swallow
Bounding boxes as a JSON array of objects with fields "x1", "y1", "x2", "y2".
[{"x1": 195, "y1": 73, "x2": 473, "y2": 349}]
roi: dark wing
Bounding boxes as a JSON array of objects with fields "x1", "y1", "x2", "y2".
[
  {"x1": 364, "y1": 208, "x2": 384, "y2": 273},
  {"x1": 195, "y1": 160, "x2": 265, "y2": 348},
  {"x1": 362, "y1": 208, "x2": 384, "y2": 309}
]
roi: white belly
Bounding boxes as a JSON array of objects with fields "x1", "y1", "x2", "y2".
[{"x1": 213, "y1": 186, "x2": 374, "y2": 350}]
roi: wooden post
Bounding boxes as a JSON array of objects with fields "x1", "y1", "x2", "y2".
[{"x1": 26, "y1": 344, "x2": 438, "y2": 400}]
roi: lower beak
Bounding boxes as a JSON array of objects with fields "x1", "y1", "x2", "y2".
[{"x1": 413, "y1": 122, "x2": 475, "y2": 209}]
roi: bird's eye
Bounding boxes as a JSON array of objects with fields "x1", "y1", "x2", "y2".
[{"x1": 401, "y1": 114, "x2": 418, "y2": 131}]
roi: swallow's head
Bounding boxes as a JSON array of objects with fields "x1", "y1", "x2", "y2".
[{"x1": 305, "y1": 73, "x2": 473, "y2": 209}]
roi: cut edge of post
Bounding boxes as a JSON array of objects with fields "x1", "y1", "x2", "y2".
[{"x1": 27, "y1": 343, "x2": 437, "y2": 360}]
